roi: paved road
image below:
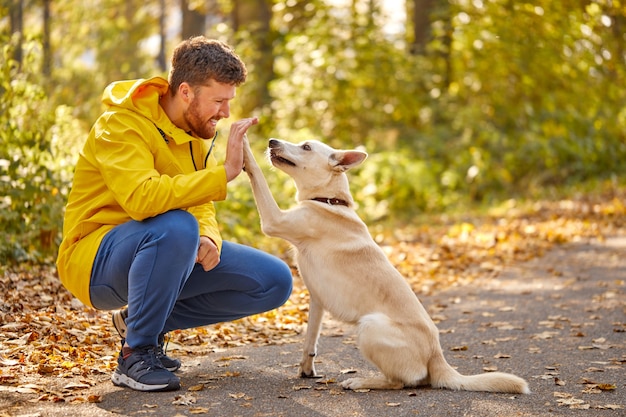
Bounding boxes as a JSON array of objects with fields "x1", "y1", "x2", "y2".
[{"x1": 3, "y1": 236, "x2": 625, "y2": 417}]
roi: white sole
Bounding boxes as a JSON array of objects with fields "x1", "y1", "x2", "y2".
[{"x1": 111, "y1": 370, "x2": 179, "y2": 392}]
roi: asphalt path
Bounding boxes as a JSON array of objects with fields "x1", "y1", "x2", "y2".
[{"x1": 2, "y1": 236, "x2": 624, "y2": 417}]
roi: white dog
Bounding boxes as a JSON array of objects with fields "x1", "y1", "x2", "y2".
[{"x1": 242, "y1": 137, "x2": 529, "y2": 394}]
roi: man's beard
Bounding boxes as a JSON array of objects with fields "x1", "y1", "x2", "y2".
[{"x1": 184, "y1": 99, "x2": 217, "y2": 139}]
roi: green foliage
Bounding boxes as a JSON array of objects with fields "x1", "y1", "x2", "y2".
[
  {"x1": 2, "y1": 0, "x2": 625, "y2": 263},
  {"x1": 0, "y1": 36, "x2": 82, "y2": 264},
  {"x1": 238, "y1": 0, "x2": 625, "y2": 226}
]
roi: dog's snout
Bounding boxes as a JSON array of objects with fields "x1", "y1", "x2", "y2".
[{"x1": 269, "y1": 139, "x2": 280, "y2": 149}]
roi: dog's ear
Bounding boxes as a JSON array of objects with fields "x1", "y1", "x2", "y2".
[{"x1": 329, "y1": 150, "x2": 368, "y2": 172}]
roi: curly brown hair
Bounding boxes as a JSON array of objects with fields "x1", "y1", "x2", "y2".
[{"x1": 168, "y1": 36, "x2": 247, "y2": 95}]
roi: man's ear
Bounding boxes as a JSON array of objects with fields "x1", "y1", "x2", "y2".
[
  {"x1": 329, "y1": 150, "x2": 368, "y2": 172},
  {"x1": 179, "y1": 82, "x2": 193, "y2": 102}
]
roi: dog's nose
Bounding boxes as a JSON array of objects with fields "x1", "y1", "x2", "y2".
[{"x1": 269, "y1": 138, "x2": 280, "y2": 148}]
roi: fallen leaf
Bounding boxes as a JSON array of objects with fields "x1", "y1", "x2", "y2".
[
  {"x1": 189, "y1": 407, "x2": 210, "y2": 414},
  {"x1": 316, "y1": 378, "x2": 336, "y2": 384},
  {"x1": 533, "y1": 331, "x2": 559, "y2": 340},
  {"x1": 62, "y1": 382, "x2": 90, "y2": 390},
  {"x1": 0, "y1": 358, "x2": 20, "y2": 366},
  {"x1": 216, "y1": 355, "x2": 248, "y2": 362},
  {"x1": 595, "y1": 404, "x2": 624, "y2": 410},
  {"x1": 556, "y1": 397, "x2": 586, "y2": 406},
  {"x1": 15, "y1": 384, "x2": 41, "y2": 394},
  {"x1": 172, "y1": 394, "x2": 197, "y2": 406}
]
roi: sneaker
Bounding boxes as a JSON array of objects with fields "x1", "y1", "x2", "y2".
[
  {"x1": 111, "y1": 346, "x2": 180, "y2": 392},
  {"x1": 112, "y1": 308, "x2": 128, "y2": 338},
  {"x1": 157, "y1": 333, "x2": 182, "y2": 372},
  {"x1": 112, "y1": 308, "x2": 182, "y2": 372}
]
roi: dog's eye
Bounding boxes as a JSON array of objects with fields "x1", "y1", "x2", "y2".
[{"x1": 302, "y1": 144, "x2": 311, "y2": 151}]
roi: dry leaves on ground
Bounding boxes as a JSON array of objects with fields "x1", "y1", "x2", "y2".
[{"x1": 0, "y1": 194, "x2": 624, "y2": 401}]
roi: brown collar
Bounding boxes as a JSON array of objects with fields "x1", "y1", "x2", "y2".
[{"x1": 311, "y1": 197, "x2": 350, "y2": 207}]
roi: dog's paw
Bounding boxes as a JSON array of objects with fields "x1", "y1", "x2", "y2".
[
  {"x1": 341, "y1": 377, "x2": 365, "y2": 390},
  {"x1": 299, "y1": 367, "x2": 323, "y2": 379},
  {"x1": 298, "y1": 366, "x2": 324, "y2": 378},
  {"x1": 341, "y1": 377, "x2": 404, "y2": 390}
]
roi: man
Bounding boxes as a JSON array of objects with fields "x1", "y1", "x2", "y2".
[{"x1": 56, "y1": 36, "x2": 293, "y2": 392}]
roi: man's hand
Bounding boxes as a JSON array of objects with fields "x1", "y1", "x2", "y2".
[
  {"x1": 196, "y1": 235, "x2": 220, "y2": 271},
  {"x1": 224, "y1": 117, "x2": 258, "y2": 182}
]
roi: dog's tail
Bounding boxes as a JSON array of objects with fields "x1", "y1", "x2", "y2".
[{"x1": 428, "y1": 349, "x2": 530, "y2": 394}]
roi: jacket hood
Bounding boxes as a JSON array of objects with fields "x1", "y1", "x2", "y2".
[{"x1": 101, "y1": 77, "x2": 190, "y2": 144}]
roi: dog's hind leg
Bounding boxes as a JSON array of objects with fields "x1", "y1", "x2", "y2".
[
  {"x1": 299, "y1": 296, "x2": 324, "y2": 378},
  {"x1": 342, "y1": 313, "x2": 429, "y2": 390}
]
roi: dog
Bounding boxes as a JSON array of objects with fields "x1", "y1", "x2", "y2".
[{"x1": 242, "y1": 137, "x2": 529, "y2": 394}]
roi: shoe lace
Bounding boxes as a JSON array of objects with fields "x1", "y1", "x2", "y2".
[
  {"x1": 135, "y1": 346, "x2": 166, "y2": 370},
  {"x1": 157, "y1": 333, "x2": 170, "y2": 358}
]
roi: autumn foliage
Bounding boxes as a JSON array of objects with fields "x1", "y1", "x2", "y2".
[{"x1": 1, "y1": 193, "x2": 623, "y2": 402}]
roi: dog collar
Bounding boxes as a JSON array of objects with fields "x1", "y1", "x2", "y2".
[{"x1": 311, "y1": 197, "x2": 350, "y2": 207}]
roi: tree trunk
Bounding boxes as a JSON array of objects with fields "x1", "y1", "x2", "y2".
[
  {"x1": 42, "y1": 0, "x2": 51, "y2": 77},
  {"x1": 9, "y1": 0, "x2": 24, "y2": 68},
  {"x1": 231, "y1": 0, "x2": 274, "y2": 113},
  {"x1": 181, "y1": 0, "x2": 206, "y2": 39},
  {"x1": 157, "y1": 0, "x2": 167, "y2": 71},
  {"x1": 409, "y1": 0, "x2": 434, "y2": 54}
]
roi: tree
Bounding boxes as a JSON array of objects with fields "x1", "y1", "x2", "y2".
[
  {"x1": 8, "y1": 0, "x2": 23, "y2": 68},
  {"x1": 42, "y1": 0, "x2": 51, "y2": 77},
  {"x1": 181, "y1": 0, "x2": 206, "y2": 39},
  {"x1": 231, "y1": 0, "x2": 274, "y2": 115},
  {"x1": 408, "y1": 0, "x2": 435, "y2": 54}
]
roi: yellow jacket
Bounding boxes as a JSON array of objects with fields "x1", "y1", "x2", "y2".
[{"x1": 57, "y1": 77, "x2": 227, "y2": 307}]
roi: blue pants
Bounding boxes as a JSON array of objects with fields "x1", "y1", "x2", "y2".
[{"x1": 89, "y1": 210, "x2": 293, "y2": 348}]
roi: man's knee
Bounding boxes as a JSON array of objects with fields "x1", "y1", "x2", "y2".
[
  {"x1": 271, "y1": 260, "x2": 294, "y2": 307},
  {"x1": 143, "y1": 210, "x2": 200, "y2": 258}
]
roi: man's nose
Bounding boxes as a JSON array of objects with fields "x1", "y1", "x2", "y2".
[{"x1": 219, "y1": 101, "x2": 230, "y2": 118}]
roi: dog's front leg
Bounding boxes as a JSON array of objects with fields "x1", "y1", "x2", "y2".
[
  {"x1": 299, "y1": 296, "x2": 324, "y2": 378},
  {"x1": 242, "y1": 137, "x2": 287, "y2": 237}
]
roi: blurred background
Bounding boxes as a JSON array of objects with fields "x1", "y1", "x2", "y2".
[{"x1": 1, "y1": 0, "x2": 625, "y2": 264}]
